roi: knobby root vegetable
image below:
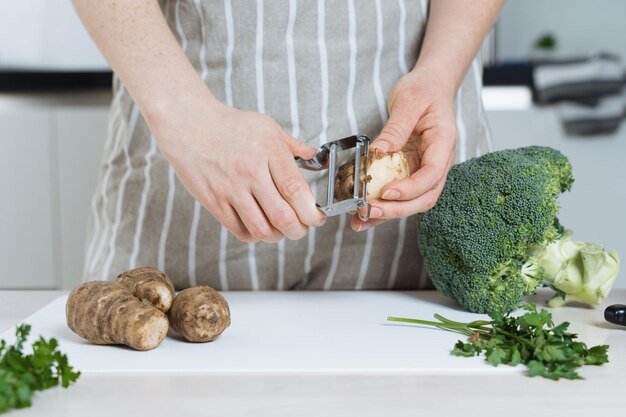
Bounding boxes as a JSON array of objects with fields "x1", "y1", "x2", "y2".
[
  {"x1": 116, "y1": 267, "x2": 176, "y2": 313},
  {"x1": 168, "y1": 286, "x2": 231, "y2": 342},
  {"x1": 334, "y1": 150, "x2": 409, "y2": 201},
  {"x1": 66, "y1": 281, "x2": 169, "y2": 351}
]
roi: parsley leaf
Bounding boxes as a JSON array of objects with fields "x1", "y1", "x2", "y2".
[
  {"x1": 388, "y1": 303, "x2": 609, "y2": 380},
  {"x1": 0, "y1": 324, "x2": 80, "y2": 413}
]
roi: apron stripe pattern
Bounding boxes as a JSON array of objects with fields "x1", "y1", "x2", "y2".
[
  {"x1": 359, "y1": 0, "x2": 387, "y2": 291},
  {"x1": 302, "y1": 0, "x2": 329, "y2": 289},
  {"x1": 188, "y1": 0, "x2": 209, "y2": 288},
  {"x1": 128, "y1": 136, "x2": 156, "y2": 269},
  {"x1": 347, "y1": 0, "x2": 366, "y2": 289},
  {"x1": 283, "y1": 0, "x2": 299, "y2": 290},
  {"x1": 220, "y1": 0, "x2": 235, "y2": 290},
  {"x1": 387, "y1": 0, "x2": 409, "y2": 290},
  {"x1": 83, "y1": 81, "x2": 124, "y2": 279},
  {"x1": 472, "y1": 58, "x2": 494, "y2": 156},
  {"x1": 154, "y1": 0, "x2": 186, "y2": 276},
  {"x1": 83, "y1": 0, "x2": 491, "y2": 291},
  {"x1": 248, "y1": 0, "x2": 264, "y2": 291},
  {"x1": 456, "y1": 89, "x2": 467, "y2": 163},
  {"x1": 101, "y1": 105, "x2": 139, "y2": 280}
]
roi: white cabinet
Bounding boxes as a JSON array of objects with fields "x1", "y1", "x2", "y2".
[
  {"x1": 0, "y1": 92, "x2": 110, "y2": 289},
  {"x1": 0, "y1": 109, "x2": 57, "y2": 288},
  {"x1": 56, "y1": 107, "x2": 110, "y2": 289}
]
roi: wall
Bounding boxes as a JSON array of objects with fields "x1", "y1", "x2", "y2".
[
  {"x1": 497, "y1": 0, "x2": 626, "y2": 61},
  {"x1": 0, "y1": 0, "x2": 108, "y2": 70}
]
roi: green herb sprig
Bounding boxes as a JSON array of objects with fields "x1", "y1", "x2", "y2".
[
  {"x1": 0, "y1": 324, "x2": 80, "y2": 413},
  {"x1": 388, "y1": 303, "x2": 608, "y2": 380}
]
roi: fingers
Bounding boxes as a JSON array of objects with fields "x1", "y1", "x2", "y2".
[
  {"x1": 283, "y1": 134, "x2": 318, "y2": 159},
  {"x1": 371, "y1": 185, "x2": 445, "y2": 220},
  {"x1": 371, "y1": 100, "x2": 423, "y2": 153},
  {"x1": 213, "y1": 203, "x2": 256, "y2": 243},
  {"x1": 351, "y1": 215, "x2": 387, "y2": 232},
  {"x1": 353, "y1": 149, "x2": 455, "y2": 231},
  {"x1": 352, "y1": 185, "x2": 444, "y2": 233},
  {"x1": 224, "y1": 134, "x2": 324, "y2": 242},
  {"x1": 361, "y1": 151, "x2": 455, "y2": 223},
  {"x1": 379, "y1": 129, "x2": 456, "y2": 201},
  {"x1": 251, "y1": 173, "x2": 310, "y2": 241},
  {"x1": 269, "y1": 151, "x2": 327, "y2": 229},
  {"x1": 231, "y1": 195, "x2": 283, "y2": 243}
]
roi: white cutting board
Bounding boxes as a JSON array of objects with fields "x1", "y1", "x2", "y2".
[{"x1": 0, "y1": 291, "x2": 522, "y2": 375}]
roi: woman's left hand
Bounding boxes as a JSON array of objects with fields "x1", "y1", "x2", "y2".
[{"x1": 352, "y1": 68, "x2": 458, "y2": 232}]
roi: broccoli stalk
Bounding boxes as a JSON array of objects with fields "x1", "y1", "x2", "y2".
[
  {"x1": 527, "y1": 230, "x2": 620, "y2": 307},
  {"x1": 417, "y1": 146, "x2": 620, "y2": 315}
]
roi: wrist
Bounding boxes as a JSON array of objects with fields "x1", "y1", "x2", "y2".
[
  {"x1": 143, "y1": 81, "x2": 224, "y2": 141},
  {"x1": 410, "y1": 60, "x2": 462, "y2": 99}
]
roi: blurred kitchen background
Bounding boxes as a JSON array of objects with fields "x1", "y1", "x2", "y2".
[{"x1": 0, "y1": 0, "x2": 624, "y2": 290}]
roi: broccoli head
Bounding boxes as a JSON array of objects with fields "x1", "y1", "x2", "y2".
[{"x1": 417, "y1": 146, "x2": 619, "y2": 315}]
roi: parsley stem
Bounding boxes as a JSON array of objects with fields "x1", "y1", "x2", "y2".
[
  {"x1": 387, "y1": 316, "x2": 490, "y2": 338},
  {"x1": 433, "y1": 314, "x2": 490, "y2": 328},
  {"x1": 388, "y1": 316, "x2": 534, "y2": 348},
  {"x1": 492, "y1": 328, "x2": 534, "y2": 347},
  {"x1": 387, "y1": 316, "x2": 469, "y2": 329}
]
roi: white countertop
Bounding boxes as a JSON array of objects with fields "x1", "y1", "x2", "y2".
[{"x1": 1, "y1": 289, "x2": 626, "y2": 417}]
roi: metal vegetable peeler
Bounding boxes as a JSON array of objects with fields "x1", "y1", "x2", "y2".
[{"x1": 295, "y1": 134, "x2": 371, "y2": 222}]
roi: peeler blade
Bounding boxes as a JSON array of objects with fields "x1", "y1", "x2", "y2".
[{"x1": 296, "y1": 135, "x2": 371, "y2": 221}]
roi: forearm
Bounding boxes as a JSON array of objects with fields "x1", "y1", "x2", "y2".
[
  {"x1": 72, "y1": 0, "x2": 214, "y2": 122},
  {"x1": 415, "y1": 0, "x2": 504, "y2": 93}
]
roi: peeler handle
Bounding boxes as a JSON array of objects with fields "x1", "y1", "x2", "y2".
[
  {"x1": 605, "y1": 304, "x2": 626, "y2": 326},
  {"x1": 295, "y1": 134, "x2": 370, "y2": 171}
]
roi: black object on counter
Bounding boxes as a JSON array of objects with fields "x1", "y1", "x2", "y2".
[
  {"x1": 605, "y1": 304, "x2": 626, "y2": 326},
  {"x1": 483, "y1": 62, "x2": 534, "y2": 87},
  {"x1": 0, "y1": 70, "x2": 112, "y2": 92}
]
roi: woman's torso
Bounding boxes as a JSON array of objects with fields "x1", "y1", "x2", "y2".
[{"x1": 83, "y1": 0, "x2": 491, "y2": 290}]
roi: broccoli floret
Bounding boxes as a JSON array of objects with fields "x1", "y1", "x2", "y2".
[
  {"x1": 417, "y1": 146, "x2": 619, "y2": 315},
  {"x1": 534, "y1": 230, "x2": 620, "y2": 307}
]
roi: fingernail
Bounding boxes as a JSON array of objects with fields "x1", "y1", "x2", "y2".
[
  {"x1": 317, "y1": 217, "x2": 327, "y2": 227},
  {"x1": 370, "y1": 207, "x2": 383, "y2": 218},
  {"x1": 373, "y1": 141, "x2": 389, "y2": 153},
  {"x1": 381, "y1": 190, "x2": 400, "y2": 200}
]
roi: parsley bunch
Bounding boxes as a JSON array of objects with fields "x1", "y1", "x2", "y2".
[
  {"x1": 388, "y1": 303, "x2": 609, "y2": 380},
  {"x1": 0, "y1": 324, "x2": 80, "y2": 413}
]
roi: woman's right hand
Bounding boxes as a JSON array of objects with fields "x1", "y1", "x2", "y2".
[{"x1": 148, "y1": 91, "x2": 326, "y2": 244}]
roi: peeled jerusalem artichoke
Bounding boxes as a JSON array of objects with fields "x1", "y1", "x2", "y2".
[
  {"x1": 66, "y1": 281, "x2": 169, "y2": 351},
  {"x1": 168, "y1": 286, "x2": 231, "y2": 343},
  {"x1": 116, "y1": 267, "x2": 176, "y2": 313},
  {"x1": 334, "y1": 150, "x2": 409, "y2": 201}
]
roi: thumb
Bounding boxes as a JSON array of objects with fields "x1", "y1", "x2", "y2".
[
  {"x1": 284, "y1": 135, "x2": 317, "y2": 159},
  {"x1": 372, "y1": 107, "x2": 419, "y2": 153}
]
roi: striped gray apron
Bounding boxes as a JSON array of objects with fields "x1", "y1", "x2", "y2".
[{"x1": 83, "y1": 0, "x2": 492, "y2": 290}]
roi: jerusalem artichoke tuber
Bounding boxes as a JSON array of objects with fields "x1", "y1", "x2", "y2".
[
  {"x1": 168, "y1": 286, "x2": 231, "y2": 343},
  {"x1": 116, "y1": 267, "x2": 176, "y2": 313},
  {"x1": 66, "y1": 281, "x2": 169, "y2": 351},
  {"x1": 334, "y1": 150, "x2": 409, "y2": 201}
]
